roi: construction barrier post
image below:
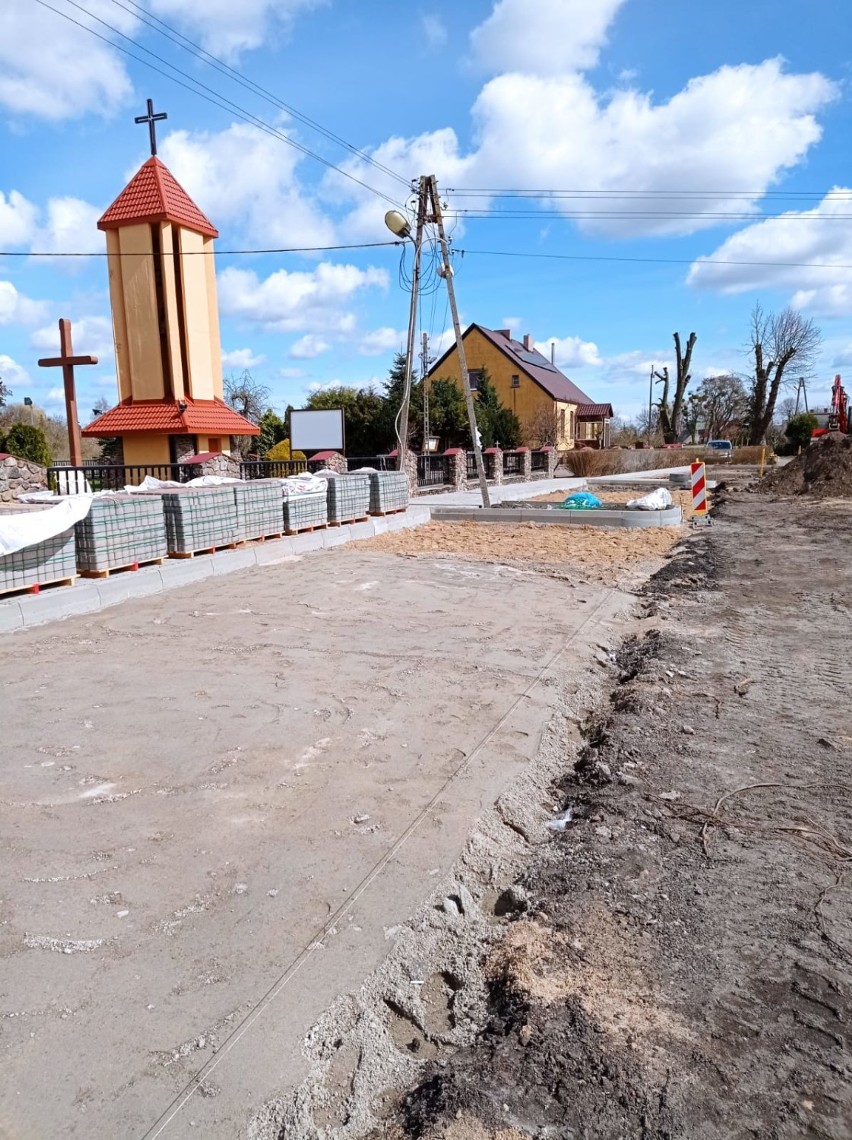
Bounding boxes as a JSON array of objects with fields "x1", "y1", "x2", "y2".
[
  {"x1": 759, "y1": 447, "x2": 766, "y2": 477},
  {"x1": 691, "y1": 461, "x2": 711, "y2": 527}
]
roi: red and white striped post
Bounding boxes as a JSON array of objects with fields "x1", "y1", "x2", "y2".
[{"x1": 691, "y1": 461, "x2": 709, "y2": 521}]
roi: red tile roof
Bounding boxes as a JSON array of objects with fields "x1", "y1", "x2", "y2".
[
  {"x1": 81, "y1": 398, "x2": 260, "y2": 437},
  {"x1": 576, "y1": 403, "x2": 614, "y2": 419},
  {"x1": 97, "y1": 157, "x2": 218, "y2": 238},
  {"x1": 426, "y1": 324, "x2": 601, "y2": 407}
]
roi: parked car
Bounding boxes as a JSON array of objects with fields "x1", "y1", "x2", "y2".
[{"x1": 707, "y1": 439, "x2": 733, "y2": 461}]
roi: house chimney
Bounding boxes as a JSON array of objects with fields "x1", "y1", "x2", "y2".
[
  {"x1": 551, "y1": 341, "x2": 555, "y2": 365},
  {"x1": 523, "y1": 334, "x2": 532, "y2": 350},
  {"x1": 496, "y1": 328, "x2": 511, "y2": 339}
]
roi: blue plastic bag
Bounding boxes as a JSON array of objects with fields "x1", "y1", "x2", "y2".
[{"x1": 558, "y1": 492, "x2": 603, "y2": 510}]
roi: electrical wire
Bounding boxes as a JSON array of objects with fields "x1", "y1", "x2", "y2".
[
  {"x1": 446, "y1": 209, "x2": 852, "y2": 222},
  {"x1": 31, "y1": 0, "x2": 407, "y2": 209},
  {"x1": 447, "y1": 187, "x2": 852, "y2": 199},
  {"x1": 453, "y1": 248, "x2": 852, "y2": 270},
  {"x1": 103, "y1": 0, "x2": 410, "y2": 190},
  {"x1": 0, "y1": 241, "x2": 403, "y2": 257}
]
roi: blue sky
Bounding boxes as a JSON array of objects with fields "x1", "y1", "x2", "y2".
[{"x1": 2, "y1": 0, "x2": 851, "y2": 428}]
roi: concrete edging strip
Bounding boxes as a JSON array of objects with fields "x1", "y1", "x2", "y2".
[
  {"x1": 430, "y1": 505, "x2": 683, "y2": 528},
  {"x1": 0, "y1": 505, "x2": 432, "y2": 633}
]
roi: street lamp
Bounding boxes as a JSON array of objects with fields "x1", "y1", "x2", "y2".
[{"x1": 384, "y1": 210, "x2": 411, "y2": 239}]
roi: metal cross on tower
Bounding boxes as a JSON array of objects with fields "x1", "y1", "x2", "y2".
[
  {"x1": 135, "y1": 98, "x2": 168, "y2": 157},
  {"x1": 37, "y1": 319, "x2": 98, "y2": 467}
]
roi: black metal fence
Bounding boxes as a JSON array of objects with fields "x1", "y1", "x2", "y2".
[
  {"x1": 416, "y1": 454, "x2": 451, "y2": 488},
  {"x1": 347, "y1": 455, "x2": 396, "y2": 471},
  {"x1": 466, "y1": 451, "x2": 479, "y2": 480},
  {"x1": 47, "y1": 463, "x2": 192, "y2": 494},
  {"x1": 531, "y1": 449, "x2": 548, "y2": 472},
  {"x1": 503, "y1": 450, "x2": 523, "y2": 477},
  {"x1": 240, "y1": 459, "x2": 309, "y2": 479}
]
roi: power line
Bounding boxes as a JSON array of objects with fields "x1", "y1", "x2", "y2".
[
  {"x1": 447, "y1": 210, "x2": 852, "y2": 221},
  {"x1": 447, "y1": 187, "x2": 852, "y2": 199},
  {"x1": 31, "y1": 0, "x2": 407, "y2": 209},
  {"x1": 104, "y1": 0, "x2": 410, "y2": 190},
  {"x1": 1, "y1": 241, "x2": 403, "y2": 257},
  {"x1": 454, "y1": 247, "x2": 852, "y2": 270}
]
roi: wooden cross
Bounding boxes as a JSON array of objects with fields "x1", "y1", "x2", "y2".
[
  {"x1": 135, "y1": 98, "x2": 168, "y2": 157},
  {"x1": 38, "y1": 319, "x2": 98, "y2": 468}
]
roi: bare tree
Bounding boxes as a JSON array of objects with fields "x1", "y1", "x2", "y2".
[
  {"x1": 224, "y1": 369, "x2": 271, "y2": 458},
  {"x1": 697, "y1": 373, "x2": 748, "y2": 441},
  {"x1": 654, "y1": 331, "x2": 697, "y2": 443},
  {"x1": 522, "y1": 405, "x2": 561, "y2": 447},
  {"x1": 746, "y1": 303, "x2": 821, "y2": 444}
]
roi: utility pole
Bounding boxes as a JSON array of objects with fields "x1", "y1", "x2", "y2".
[
  {"x1": 647, "y1": 365, "x2": 655, "y2": 446},
  {"x1": 426, "y1": 176, "x2": 490, "y2": 507},
  {"x1": 420, "y1": 331, "x2": 431, "y2": 450},
  {"x1": 794, "y1": 376, "x2": 808, "y2": 415},
  {"x1": 396, "y1": 177, "x2": 427, "y2": 469}
]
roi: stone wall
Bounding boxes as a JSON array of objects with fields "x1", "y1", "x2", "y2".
[
  {"x1": 196, "y1": 453, "x2": 242, "y2": 478},
  {"x1": 0, "y1": 454, "x2": 48, "y2": 501}
]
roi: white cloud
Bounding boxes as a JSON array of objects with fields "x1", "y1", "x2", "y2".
[
  {"x1": 0, "y1": 281, "x2": 49, "y2": 327},
  {"x1": 149, "y1": 0, "x2": 326, "y2": 60},
  {"x1": 357, "y1": 327, "x2": 406, "y2": 356},
  {"x1": 30, "y1": 198, "x2": 103, "y2": 259},
  {"x1": 339, "y1": 53, "x2": 837, "y2": 240},
  {"x1": 31, "y1": 316, "x2": 114, "y2": 362},
  {"x1": 0, "y1": 190, "x2": 38, "y2": 247},
  {"x1": 500, "y1": 317, "x2": 523, "y2": 334},
  {"x1": 159, "y1": 123, "x2": 335, "y2": 248},
  {"x1": 217, "y1": 262, "x2": 388, "y2": 333},
  {"x1": 277, "y1": 366, "x2": 307, "y2": 379},
  {"x1": 688, "y1": 187, "x2": 852, "y2": 316},
  {"x1": 222, "y1": 348, "x2": 267, "y2": 369},
  {"x1": 421, "y1": 13, "x2": 448, "y2": 49},
  {"x1": 833, "y1": 344, "x2": 852, "y2": 367},
  {"x1": 471, "y1": 0, "x2": 627, "y2": 75},
  {"x1": 0, "y1": 354, "x2": 31, "y2": 392},
  {"x1": 0, "y1": 0, "x2": 134, "y2": 120},
  {"x1": 290, "y1": 334, "x2": 331, "y2": 359},
  {"x1": 535, "y1": 336, "x2": 602, "y2": 368}
]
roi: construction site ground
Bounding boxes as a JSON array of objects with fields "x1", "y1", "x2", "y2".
[
  {"x1": 4, "y1": 483, "x2": 852, "y2": 1139},
  {"x1": 256, "y1": 483, "x2": 852, "y2": 1139}
]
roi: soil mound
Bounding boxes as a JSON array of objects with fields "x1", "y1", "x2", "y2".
[{"x1": 762, "y1": 432, "x2": 852, "y2": 497}]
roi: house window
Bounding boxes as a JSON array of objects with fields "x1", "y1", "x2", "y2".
[
  {"x1": 468, "y1": 369, "x2": 483, "y2": 391},
  {"x1": 207, "y1": 437, "x2": 222, "y2": 453},
  {"x1": 559, "y1": 409, "x2": 566, "y2": 438},
  {"x1": 511, "y1": 374, "x2": 520, "y2": 388}
]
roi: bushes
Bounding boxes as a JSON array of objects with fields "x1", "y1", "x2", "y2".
[
  {"x1": 3, "y1": 423, "x2": 52, "y2": 467},
  {"x1": 264, "y1": 439, "x2": 306, "y2": 462}
]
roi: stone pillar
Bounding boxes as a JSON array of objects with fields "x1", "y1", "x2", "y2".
[
  {"x1": 484, "y1": 446, "x2": 503, "y2": 485},
  {"x1": 172, "y1": 434, "x2": 196, "y2": 462},
  {"x1": 517, "y1": 446, "x2": 532, "y2": 481},
  {"x1": 444, "y1": 448, "x2": 466, "y2": 490},
  {"x1": 542, "y1": 445, "x2": 558, "y2": 478},
  {"x1": 198, "y1": 453, "x2": 241, "y2": 478},
  {"x1": 405, "y1": 450, "x2": 420, "y2": 496},
  {"x1": 312, "y1": 451, "x2": 348, "y2": 473},
  {"x1": 0, "y1": 455, "x2": 49, "y2": 501}
]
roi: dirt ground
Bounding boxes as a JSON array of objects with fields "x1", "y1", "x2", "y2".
[
  {"x1": 254, "y1": 486, "x2": 852, "y2": 1140},
  {"x1": 0, "y1": 546, "x2": 631, "y2": 1139},
  {"x1": 354, "y1": 520, "x2": 687, "y2": 585},
  {"x1": 369, "y1": 490, "x2": 852, "y2": 1140}
]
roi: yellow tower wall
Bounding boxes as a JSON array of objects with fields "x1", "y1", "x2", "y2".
[
  {"x1": 431, "y1": 329, "x2": 578, "y2": 448},
  {"x1": 105, "y1": 231, "x2": 132, "y2": 402},
  {"x1": 118, "y1": 224, "x2": 166, "y2": 400},
  {"x1": 158, "y1": 222, "x2": 186, "y2": 401},
  {"x1": 203, "y1": 238, "x2": 224, "y2": 401},
  {"x1": 178, "y1": 229, "x2": 216, "y2": 400},
  {"x1": 123, "y1": 434, "x2": 171, "y2": 466}
]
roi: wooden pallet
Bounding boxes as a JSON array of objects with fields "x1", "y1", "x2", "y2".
[
  {"x1": 328, "y1": 516, "x2": 369, "y2": 528},
  {"x1": 369, "y1": 507, "x2": 407, "y2": 517},
  {"x1": 79, "y1": 556, "x2": 164, "y2": 579},
  {"x1": 168, "y1": 541, "x2": 242, "y2": 560},
  {"x1": 284, "y1": 523, "x2": 328, "y2": 537},
  {"x1": 0, "y1": 575, "x2": 75, "y2": 599}
]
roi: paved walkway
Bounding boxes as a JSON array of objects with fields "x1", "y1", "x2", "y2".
[{"x1": 412, "y1": 466, "x2": 691, "y2": 508}]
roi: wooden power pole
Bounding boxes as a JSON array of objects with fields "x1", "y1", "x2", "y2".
[
  {"x1": 421, "y1": 332, "x2": 431, "y2": 449},
  {"x1": 425, "y1": 176, "x2": 490, "y2": 507},
  {"x1": 397, "y1": 177, "x2": 427, "y2": 468}
]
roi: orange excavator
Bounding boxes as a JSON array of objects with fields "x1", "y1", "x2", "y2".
[{"x1": 811, "y1": 374, "x2": 849, "y2": 439}]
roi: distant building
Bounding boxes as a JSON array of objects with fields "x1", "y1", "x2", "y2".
[
  {"x1": 83, "y1": 156, "x2": 259, "y2": 465},
  {"x1": 425, "y1": 324, "x2": 612, "y2": 449}
]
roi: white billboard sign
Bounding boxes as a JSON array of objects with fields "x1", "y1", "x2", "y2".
[{"x1": 290, "y1": 408, "x2": 345, "y2": 452}]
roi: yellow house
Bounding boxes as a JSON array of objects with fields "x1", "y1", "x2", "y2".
[
  {"x1": 426, "y1": 324, "x2": 613, "y2": 449},
  {"x1": 82, "y1": 156, "x2": 259, "y2": 465}
]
